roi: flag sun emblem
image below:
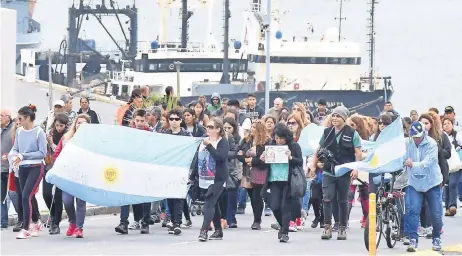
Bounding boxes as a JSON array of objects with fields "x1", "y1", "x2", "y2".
[{"x1": 104, "y1": 166, "x2": 119, "y2": 184}]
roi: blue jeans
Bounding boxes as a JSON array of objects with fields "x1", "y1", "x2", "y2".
[
  {"x1": 445, "y1": 170, "x2": 462, "y2": 208},
  {"x1": 226, "y1": 189, "x2": 238, "y2": 224},
  {"x1": 238, "y1": 187, "x2": 247, "y2": 209},
  {"x1": 1, "y1": 172, "x2": 8, "y2": 227},
  {"x1": 302, "y1": 179, "x2": 313, "y2": 211},
  {"x1": 404, "y1": 185, "x2": 443, "y2": 241},
  {"x1": 459, "y1": 174, "x2": 462, "y2": 201}
]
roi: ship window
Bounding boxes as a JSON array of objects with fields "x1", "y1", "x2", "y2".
[
  {"x1": 139, "y1": 64, "x2": 144, "y2": 72},
  {"x1": 248, "y1": 54, "x2": 361, "y2": 65},
  {"x1": 149, "y1": 64, "x2": 156, "y2": 71}
]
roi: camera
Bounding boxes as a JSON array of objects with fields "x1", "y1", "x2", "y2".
[{"x1": 317, "y1": 148, "x2": 338, "y2": 165}]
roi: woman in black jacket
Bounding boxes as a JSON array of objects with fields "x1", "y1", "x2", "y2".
[
  {"x1": 190, "y1": 117, "x2": 229, "y2": 242},
  {"x1": 181, "y1": 108, "x2": 206, "y2": 138},
  {"x1": 261, "y1": 124, "x2": 303, "y2": 242},
  {"x1": 237, "y1": 121, "x2": 270, "y2": 230}
]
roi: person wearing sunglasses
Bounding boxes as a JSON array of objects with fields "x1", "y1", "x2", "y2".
[
  {"x1": 309, "y1": 106, "x2": 361, "y2": 241},
  {"x1": 160, "y1": 109, "x2": 192, "y2": 235}
]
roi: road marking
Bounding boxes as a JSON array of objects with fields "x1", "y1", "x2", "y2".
[{"x1": 169, "y1": 240, "x2": 199, "y2": 246}]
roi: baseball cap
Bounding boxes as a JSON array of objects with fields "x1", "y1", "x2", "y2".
[
  {"x1": 60, "y1": 94, "x2": 73, "y2": 104},
  {"x1": 444, "y1": 106, "x2": 455, "y2": 113},
  {"x1": 409, "y1": 121, "x2": 424, "y2": 138},
  {"x1": 53, "y1": 100, "x2": 65, "y2": 107}
]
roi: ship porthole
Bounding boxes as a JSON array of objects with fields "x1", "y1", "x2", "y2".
[
  {"x1": 311, "y1": 58, "x2": 316, "y2": 64},
  {"x1": 341, "y1": 58, "x2": 347, "y2": 64},
  {"x1": 169, "y1": 64, "x2": 174, "y2": 70}
]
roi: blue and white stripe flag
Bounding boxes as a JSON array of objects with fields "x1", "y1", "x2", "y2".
[
  {"x1": 46, "y1": 124, "x2": 202, "y2": 206},
  {"x1": 334, "y1": 118, "x2": 406, "y2": 177},
  {"x1": 299, "y1": 123, "x2": 376, "y2": 157}
]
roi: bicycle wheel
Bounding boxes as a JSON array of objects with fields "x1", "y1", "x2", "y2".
[
  {"x1": 364, "y1": 209, "x2": 383, "y2": 251},
  {"x1": 385, "y1": 206, "x2": 401, "y2": 248}
]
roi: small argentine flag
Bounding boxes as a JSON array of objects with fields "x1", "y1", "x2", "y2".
[
  {"x1": 46, "y1": 124, "x2": 202, "y2": 206},
  {"x1": 335, "y1": 118, "x2": 406, "y2": 177}
]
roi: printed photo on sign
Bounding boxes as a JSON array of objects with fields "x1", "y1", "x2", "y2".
[{"x1": 265, "y1": 145, "x2": 289, "y2": 164}]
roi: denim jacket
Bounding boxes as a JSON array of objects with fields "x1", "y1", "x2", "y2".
[{"x1": 405, "y1": 135, "x2": 443, "y2": 192}]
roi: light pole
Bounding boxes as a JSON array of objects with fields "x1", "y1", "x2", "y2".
[
  {"x1": 264, "y1": 0, "x2": 271, "y2": 112},
  {"x1": 174, "y1": 61, "x2": 183, "y2": 97},
  {"x1": 48, "y1": 49, "x2": 53, "y2": 110}
]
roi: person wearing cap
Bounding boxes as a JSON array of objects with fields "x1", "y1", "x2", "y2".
[
  {"x1": 42, "y1": 100, "x2": 66, "y2": 133},
  {"x1": 60, "y1": 94, "x2": 77, "y2": 126},
  {"x1": 77, "y1": 96, "x2": 101, "y2": 124},
  {"x1": 309, "y1": 105, "x2": 361, "y2": 240},
  {"x1": 444, "y1": 106, "x2": 461, "y2": 132},
  {"x1": 404, "y1": 121, "x2": 443, "y2": 252},
  {"x1": 313, "y1": 98, "x2": 331, "y2": 123}
]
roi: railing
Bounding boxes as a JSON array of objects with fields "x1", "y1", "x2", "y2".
[{"x1": 137, "y1": 41, "x2": 215, "y2": 54}]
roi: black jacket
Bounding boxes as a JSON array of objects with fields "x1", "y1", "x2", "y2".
[
  {"x1": 78, "y1": 108, "x2": 100, "y2": 124},
  {"x1": 437, "y1": 133, "x2": 451, "y2": 185},
  {"x1": 181, "y1": 122, "x2": 206, "y2": 138},
  {"x1": 190, "y1": 137, "x2": 230, "y2": 186}
]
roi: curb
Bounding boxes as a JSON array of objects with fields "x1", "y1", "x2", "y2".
[
  {"x1": 7, "y1": 206, "x2": 120, "y2": 226},
  {"x1": 15, "y1": 75, "x2": 127, "y2": 106}
]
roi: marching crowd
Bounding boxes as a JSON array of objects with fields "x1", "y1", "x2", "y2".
[{"x1": 1, "y1": 85, "x2": 462, "y2": 252}]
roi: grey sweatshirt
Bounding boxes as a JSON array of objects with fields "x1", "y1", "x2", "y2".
[{"x1": 10, "y1": 126, "x2": 47, "y2": 166}]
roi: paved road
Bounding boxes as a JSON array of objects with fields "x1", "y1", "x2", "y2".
[{"x1": 2, "y1": 206, "x2": 462, "y2": 255}]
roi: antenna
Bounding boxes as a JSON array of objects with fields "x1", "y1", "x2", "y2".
[
  {"x1": 366, "y1": 0, "x2": 378, "y2": 91},
  {"x1": 334, "y1": 0, "x2": 347, "y2": 42}
]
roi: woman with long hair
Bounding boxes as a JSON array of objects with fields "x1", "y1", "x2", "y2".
[
  {"x1": 237, "y1": 121, "x2": 269, "y2": 230},
  {"x1": 43, "y1": 113, "x2": 69, "y2": 234},
  {"x1": 9, "y1": 105, "x2": 47, "y2": 239},
  {"x1": 263, "y1": 115, "x2": 276, "y2": 140},
  {"x1": 278, "y1": 112, "x2": 289, "y2": 125},
  {"x1": 286, "y1": 114, "x2": 305, "y2": 142},
  {"x1": 346, "y1": 115, "x2": 370, "y2": 228},
  {"x1": 442, "y1": 117, "x2": 462, "y2": 216},
  {"x1": 181, "y1": 108, "x2": 206, "y2": 137},
  {"x1": 194, "y1": 101, "x2": 210, "y2": 126},
  {"x1": 291, "y1": 102, "x2": 310, "y2": 127},
  {"x1": 191, "y1": 117, "x2": 229, "y2": 241},
  {"x1": 54, "y1": 114, "x2": 91, "y2": 238}
]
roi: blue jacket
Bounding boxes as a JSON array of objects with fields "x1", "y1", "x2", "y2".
[{"x1": 405, "y1": 135, "x2": 443, "y2": 192}]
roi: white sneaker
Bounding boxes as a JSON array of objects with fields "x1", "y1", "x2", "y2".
[
  {"x1": 16, "y1": 229, "x2": 31, "y2": 239},
  {"x1": 166, "y1": 221, "x2": 173, "y2": 229},
  {"x1": 30, "y1": 221, "x2": 41, "y2": 237},
  {"x1": 128, "y1": 221, "x2": 141, "y2": 230}
]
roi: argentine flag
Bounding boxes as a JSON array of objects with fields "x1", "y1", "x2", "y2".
[
  {"x1": 46, "y1": 124, "x2": 202, "y2": 206},
  {"x1": 334, "y1": 118, "x2": 406, "y2": 177}
]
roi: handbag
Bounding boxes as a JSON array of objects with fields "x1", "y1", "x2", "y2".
[
  {"x1": 250, "y1": 166, "x2": 268, "y2": 185},
  {"x1": 448, "y1": 144, "x2": 462, "y2": 173},
  {"x1": 289, "y1": 165, "x2": 307, "y2": 198}
]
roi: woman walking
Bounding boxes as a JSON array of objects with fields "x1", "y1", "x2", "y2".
[{"x1": 9, "y1": 105, "x2": 47, "y2": 239}]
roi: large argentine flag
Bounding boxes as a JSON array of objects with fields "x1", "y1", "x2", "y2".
[
  {"x1": 46, "y1": 124, "x2": 202, "y2": 206},
  {"x1": 299, "y1": 123, "x2": 376, "y2": 157},
  {"x1": 335, "y1": 118, "x2": 406, "y2": 177}
]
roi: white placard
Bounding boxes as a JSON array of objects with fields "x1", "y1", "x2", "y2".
[{"x1": 265, "y1": 145, "x2": 289, "y2": 164}]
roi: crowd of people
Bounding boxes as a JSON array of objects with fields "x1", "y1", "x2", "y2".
[{"x1": 1, "y1": 85, "x2": 461, "y2": 252}]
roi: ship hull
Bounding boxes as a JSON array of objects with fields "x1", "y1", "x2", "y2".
[{"x1": 181, "y1": 89, "x2": 393, "y2": 117}]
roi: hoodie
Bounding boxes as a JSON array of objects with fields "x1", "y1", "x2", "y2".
[
  {"x1": 405, "y1": 135, "x2": 443, "y2": 192},
  {"x1": 207, "y1": 93, "x2": 223, "y2": 117}
]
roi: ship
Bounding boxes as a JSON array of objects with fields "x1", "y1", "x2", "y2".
[
  {"x1": 1, "y1": 0, "x2": 42, "y2": 73},
  {"x1": 107, "y1": 0, "x2": 394, "y2": 116}
]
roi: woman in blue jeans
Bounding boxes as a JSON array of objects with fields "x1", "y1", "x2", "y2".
[{"x1": 404, "y1": 121, "x2": 444, "y2": 252}]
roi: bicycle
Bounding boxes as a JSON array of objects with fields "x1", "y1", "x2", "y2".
[{"x1": 364, "y1": 171, "x2": 405, "y2": 251}]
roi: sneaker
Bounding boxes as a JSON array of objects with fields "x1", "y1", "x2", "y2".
[
  {"x1": 66, "y1": 223, "x2": 77, "y2": 237},
  {"x1": 264, "y1": 207, "x2": 272, "y2": 216},
  {"x1": 49, "y1": 224, "x2": 60, "y2": 235},
  {"x1": 236, "y1": 208, "x2": 245, "y2": 214},
  {"x1": 16, "y1": 229, "x2": 31, "y2": 239},
  {"x1": 251, "y1": 222, "x2": 261, "y2": 230},
  {"x1": 181, "y1": 219, "x2": 192, "y2": 228},
  {"x1": 173, "y1": 225, "x2": 182, "y2": 235},
  {"x1": 321, "y1": 224, "x2": 332, "y2": 240},
  {"x1": 74, "y1": 228, "x2": 83, "y2": 238},
  {"x1": 128, "y1": 221, "x2": 141, "y2": 230},
  {"x1": 360, "y1": 216, "x2": 367, "y2": 228},
  {"x1": 425, "y1": 227, "x2": 433, "y2": 239},
  {"x1": 403, "y1": 236, "x2": 410, "y2": 245},
  {"x1": 115, "y1": 223, "x2": 128, "y2": 234},
  {"x1": 289, "y1": 221, "x2": 297, "y2": 232},
  {"x1": 418, "y1": 226, "x2": 426, "y2": 237},
  {"x1": 166, "y1": 221, "x2": 173, "y2": 229},
  {"x1": 449, "y1": 206, "x2": 457, "y2": 216},
  {"x1": 149, "y1": 215, "x2": 156, "y2": 225},
  {"x1": 140, "y1": 224, "x2": 149, "y2": 234},
  {"x1": 44, "y1": 217, "x2": 53, "y2": 228},
  {"x1": 407, "y1": 238, "x2": 418, "y2": 252},
  {"x1": 271, "y1": 223, "x2": 280, "y2": 230},
  {"x1": 221, "y1": 219, "x2": 228, "y2": 229},
  {"x1": 228, "y1": 222, "x2": 238, "y2": 228},
  {"x1": 198, "y1": 230, "x2": 208, "y2": 242},
  {"x1": 168, "y1": 227, "x2": 174, "y2": 234},
  {"x1": 279, "y1": 233, "x2": 289, "y2": 243},
  {"x1": 311, "y1": 219, "x2": 320, "y2": 228},
  {"x1": 432, "y1": 238, "x2": 442, "y2": 251},
  {"x1": 209, "y1": 230, "x2": 223, "y2": 240},
  {"x1": 337, "y1": 226, "x2": 347, "y2": 240},
  {"x1": 13, "y1": 222, "x2": 22, "y2": 232},
  {"x1": 301, "y1": 209, "x2": 308, "y2": 219},
  {"x1": 30, "y1": 221, "x2": 41, "y2": 237},
  {"x1": 332, "y1": 222, "x2": 339, "y2": 232},
  {"x1": 445, "y1": 209, "x2": 451, "y2": 216},
  {"x1": 296, "y1": 218, "x2": 304, "y2": 230}
]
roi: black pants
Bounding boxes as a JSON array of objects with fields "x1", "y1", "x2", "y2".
[
  {"x1": 269, "y1": 182, "x2": 292, "y2": 234},
  {"x1": 183, "y1": 199, "x2": 190, "y2": 221},
  {"x1": 291, "y1": 198, "x2": 302, "y2": 221},
  {"x1": 247, "y1": 186, "x2": 264, "y2": 223},
  {"x1": 322, "y1": 174, "x2": 350, "y2": 226},
  {"x1": 201, "y1": 185, "x2": 225, "y2": 231},
  {"x1": 311, "y1": 182, "x2": 324, "y2": 221},
  {"x1": 420, "y1": 199, "x2": 432, "y2": 228},
  {"x1": 167, "y1": 198, "x2": 184, "y2": 226},
  {"x1": 42, "y1": 166, "x2": 63, "y2": 225},
  {"x1": 219, "y1": 189, "x2": 228, "y2": 219},
  {"x1": 18, "y1": 165, "x2": 44, "y2": 230},
  {"x1": 332, "y1": 193, "x2": 339, "y2": 223}
]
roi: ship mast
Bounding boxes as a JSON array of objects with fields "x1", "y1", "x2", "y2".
[
  {"x1": 334, "y1": 0, "x2": 347, "y2": 42},
  {"x1": 367, "y1": 0, "x2": 377, "y2": 91}
]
